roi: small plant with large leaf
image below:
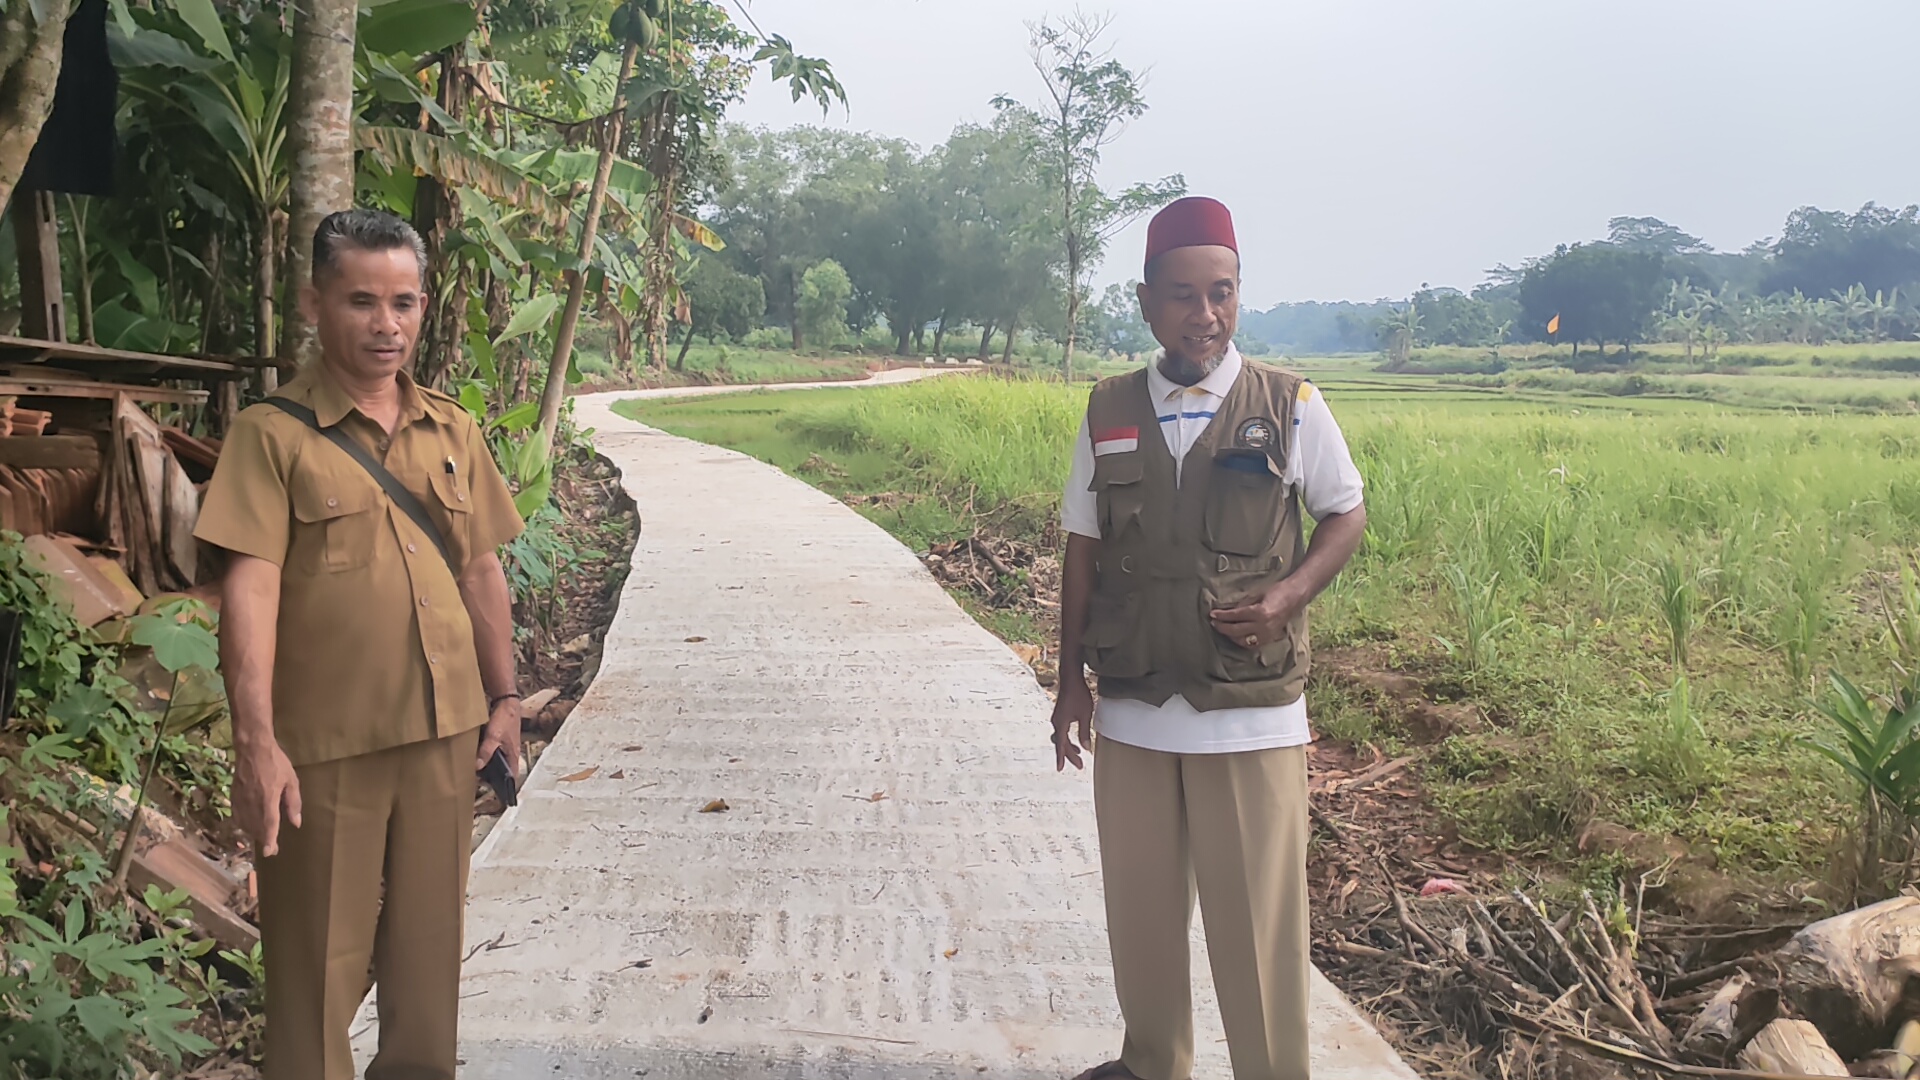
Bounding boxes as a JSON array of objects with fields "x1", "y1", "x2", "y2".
[{"x1": 1806, "y1": 671, "x2": 1920, "y2": 896}]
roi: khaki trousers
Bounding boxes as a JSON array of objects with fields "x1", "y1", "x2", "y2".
[
  {"x1": 1094, "y1": 737, "x2": 1311, "y2": 1080},
  {"x1": 258, "y1": 729, "x2": 479, "y2": 1080}
]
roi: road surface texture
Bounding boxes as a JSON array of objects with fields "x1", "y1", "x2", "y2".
[{"x1": 354, "y1": 374, "x2": 1416, "y2": 1079}]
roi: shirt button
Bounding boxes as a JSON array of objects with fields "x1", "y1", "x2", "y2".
[
  {"x1": 326, "y1": 497, "x2": 338, "y2": 508},
  {"x1": 407, "y1": 543, "x2": 418, "y2": 553},
  {"x1": 419, "y1": 596, "x2": 430, "y2": 607},
  {"x1": 429, "y1": 655, "x2": 439, "y2": 665},
  {"x1": 457, "y1": 493, "x2": 466, "y2": 502}
]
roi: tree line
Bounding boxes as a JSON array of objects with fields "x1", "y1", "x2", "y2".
[{"x1": 1244, "y1": 207, "x2": 1920, "y2": 358}]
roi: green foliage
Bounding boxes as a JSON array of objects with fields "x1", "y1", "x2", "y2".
[
  {"x1": 1807, "y1": 672, "x2": 1920, "y2": 894},
  {"x1": 1520, "y1": 242, "x2": 1671, "y2": 350},
  {"x1": 0, "y1": 544, "x2": 232, "y2": 1073},
  {"x1": 359, "y1": 0, "x2": 480, "y2": 56},
  {"x1": 1631, "y1": 674, "x2": 1725, "y2": 795},
  {"x1": 1433, "y1": 563, "x2": 1515, "y2": 675},
  {"x1": 796, "y1": 259, "x2": 852, "y2": 347},
  {"x1": 0, "y1": 893, "x2": 215, "y2": 1076},
  {"x1": 0, "y1": 535, "x2": 90, "y2": 718}
]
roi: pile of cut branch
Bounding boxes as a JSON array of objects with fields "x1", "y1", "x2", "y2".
[{"x1": 1317, "y1": 828, "x2": 1920, "y2": 1080}]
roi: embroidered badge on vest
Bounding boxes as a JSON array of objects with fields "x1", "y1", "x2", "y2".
[{"x1": 1236, "y1": 417, "x2": 1276, "y2": 449}]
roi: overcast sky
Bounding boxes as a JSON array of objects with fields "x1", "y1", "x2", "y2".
[{"x1": 727, "y1": 0, "x2": 1920, "y2": 309}]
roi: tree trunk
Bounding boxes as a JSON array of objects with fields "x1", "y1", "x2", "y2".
[
  {"x1": 638, "y1": 95, "x2": 679, "y2": 372},
  {"x1": 199, "y1": 227, "x2": 224, "y2": 355},
  {"x1": 912, "y1": 319, "x2": 927, "y2": 355},
  {"x1": 66, "y1": 195, "x2": 94, "y2": 344},
  {"x1": 1001, "y1": 315, "x2": 1018, "y2": 364},
  {"x1": 254, "y1": 211, "x2": 276, "y2": 361},
  {"x1": 674, "y1": 321, "x2": 698, "y2": 372},
  {"x1": 0, "y1": 0, "x2": 75, "y2": 215},
  {"x1": 932, "y1": 314, "x2": 947, "y2": 357},
  {"x1": 412, "y1": 44, "x2": 470, "y2": 391},
  {"x1": 536, "y1": 41, "x2": 638, "y2": 453},
  {"x1": 977, "y1": 321, "x2": 994, "y2": 360},
  {"x1": 894, "y1": 319, "x2": 911, "y2": 356},
  {"x1": 278, "y1": 0, "x2": 358, "y2": 380}
]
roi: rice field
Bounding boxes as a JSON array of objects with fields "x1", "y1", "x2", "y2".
[{"x1": 621, "y1": 371, "x2": 1920, "y2": 886}]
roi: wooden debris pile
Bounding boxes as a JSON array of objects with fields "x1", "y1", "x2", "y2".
[
  {"x1": 97, "y1": 396, "x2": 218, "y2": 596},
  {"x1": 1319, "y1": 852, "x2": 1920, "y2": 1079}
]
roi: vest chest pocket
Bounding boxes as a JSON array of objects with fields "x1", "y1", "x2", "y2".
[
  {"x1": 1093, "y1": 451, "x2": 1146, "y2": 540},
  {"x1": 1204, "y1": 449, "x2": 1286, "y2": 557},
  {"x1": 289, "y1": 468, "x2": 381, "y2": 574}
]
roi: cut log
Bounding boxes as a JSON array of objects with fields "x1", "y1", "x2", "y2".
[
  {"x1": 519, "y1": 688, "x2": 561, "y2": 721},
  {"x1": 24, "y1": 533, "x2": 136, "y2": 625},
  {"x1": 1735, "y1": 1018, "x2": 1848, "y2": 1075},
  {"x1": 125, "y1": 838, "x2": 258, "y2": 953},
  {"x1": 1778, "y1": 896, "x2": 1920, "y2": 1059},
  {"x1": 1681, "y1": 972, "x2": 1748, "y2": 1062}
]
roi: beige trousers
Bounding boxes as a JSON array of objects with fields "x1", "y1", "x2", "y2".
[
  {"x1": 1094, "y1": 737, "x2": 1311, "y2": 1080},
  {"x1": 257, "y1": 728, "x2": 479, "y2": 1080}
]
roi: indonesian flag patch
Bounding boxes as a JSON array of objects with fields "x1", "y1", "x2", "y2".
[{"x1": 1092, "y1": 426, "x2": 1140, "y2": 455}]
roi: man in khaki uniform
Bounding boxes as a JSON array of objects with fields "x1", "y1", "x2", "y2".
[
  {"x1": 195, "y1": 209, "x2": 527, "y2": 1080},
  {"x1": 1053, "y1": 198, "x2": 1368, "y2": 1080}
]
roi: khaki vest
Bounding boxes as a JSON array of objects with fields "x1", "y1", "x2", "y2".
[{"x1": 1082, "y1": 361, "x2": 1311, "y2": 711}]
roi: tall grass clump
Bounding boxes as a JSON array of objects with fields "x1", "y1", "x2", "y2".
[{"x1": 788, "y1": 375, "x2": 1083, "y2": 522}]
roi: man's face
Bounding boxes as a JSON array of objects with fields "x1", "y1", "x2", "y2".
[
  {"x1": 305, "y1": 246, "x2": 424, "y2": 381},
  {"x1": 1136, "y1": 244, "x2": 1240, "y2": 382}
]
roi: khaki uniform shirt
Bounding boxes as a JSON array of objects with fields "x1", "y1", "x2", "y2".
[{"x1": 194, "y1": 364, "x2": 525, "y2": 767}]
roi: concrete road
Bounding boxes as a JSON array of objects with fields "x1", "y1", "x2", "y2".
[{"x1": 355, "y1": 382, "x2": 1416, "y2": 1078}]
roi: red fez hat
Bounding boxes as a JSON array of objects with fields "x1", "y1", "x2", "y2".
[{"x1": 1144, "y1": 197, "x2": 1237, "y2": 273}]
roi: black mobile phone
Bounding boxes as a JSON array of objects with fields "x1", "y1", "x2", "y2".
[{"x1": 480, "y1": 747, "x2": 519, "y2": 807}]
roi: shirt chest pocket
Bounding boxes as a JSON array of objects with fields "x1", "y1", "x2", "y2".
[
  {"x1": 288, "y1": 466, "x2": 382, "y2": 575},
  {"x1": 426, "y1": 468, "x2": 473, "y2": 569}
]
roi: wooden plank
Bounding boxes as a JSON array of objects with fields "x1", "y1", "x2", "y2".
[
  {"x1": 0, "y1": 435, "x2": 101, "y2": 470},
  {"x1": 0, "y1": 334, "x2": 243, "y2": 376},
  {"x1": 0, "y1": 377, "x2": 207, "y2": 406},
  {"x1": 9, "y1": 195, "x2": 64, "y2": 343}
]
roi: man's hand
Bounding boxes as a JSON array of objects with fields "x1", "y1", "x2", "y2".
[
  {"x1": 1209, "y1": 579, "x2": 1308, "y2": 651},
  {"x1": 234, "y1": 742, "x2": 301, "y2": 858},
  {"x1": 475, "y1": 699, "x2": 523, "y2": 777},
  {"x1": 1051, "y1": 668, "x2": 1094, "y2": 772}
]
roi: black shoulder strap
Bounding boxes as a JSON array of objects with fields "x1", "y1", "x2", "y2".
[{"x1": 263, "y1": 398, "x2": 459, "y2": 576}]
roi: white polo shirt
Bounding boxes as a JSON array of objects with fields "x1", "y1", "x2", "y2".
[{"x1": 1061, "y1": 345, "x2": 1365, "y2": 754}]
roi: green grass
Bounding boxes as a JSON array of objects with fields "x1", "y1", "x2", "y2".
[
  {"x1": 624, "y1": 370, "x2": 1920, "y2": 890},
  {"x1": 576, "y1": 344, "x2": 880, "y2": 388}
]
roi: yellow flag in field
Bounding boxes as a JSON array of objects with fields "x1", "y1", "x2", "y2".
[{"x1": 1547, "y1": 314, "x2": 1561, "y2": 336}]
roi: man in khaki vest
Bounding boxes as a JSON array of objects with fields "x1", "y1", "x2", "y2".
[
  {"x1": 1054, "y1": 197, "x2": 1368, "y2": 1080},
  {"x1": 195, "y1": 209, "x2": 527, "y2": 1080}
]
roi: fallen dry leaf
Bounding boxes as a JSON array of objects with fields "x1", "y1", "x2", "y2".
[
  {"x1": 944, "y1": 948, "x2": 959, "y2": 959},
  {"x1": 609, "y1": 769, "x2": 627, "y2": 780},
  {"x1": 869, "y1": 790, "x2": 889, "y2": 802},
  {"x1": 685, "y1": 635, "x2": 707, "y2": 643},
  {"x1": 700, "y1": 799, "x2": 730, "y2": 813},
  {"x1": 559, "y1": 767, "x2": 599, "y2": 783},
  {"x1": 622, "y1": 745, "x2": 645, "y2": 752}
]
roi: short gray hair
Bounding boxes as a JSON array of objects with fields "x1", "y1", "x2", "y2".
[{"x1": 312, "y1": 209, "x2": 427, "y2": 285}]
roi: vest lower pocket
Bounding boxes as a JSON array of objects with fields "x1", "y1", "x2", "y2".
[
  {"x1": 1083, "y1": 591, "x2": 1151, "y2": 679},
  {"x1": 1200, "y1": 587, "x2": 1294, "y2": 682}
]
